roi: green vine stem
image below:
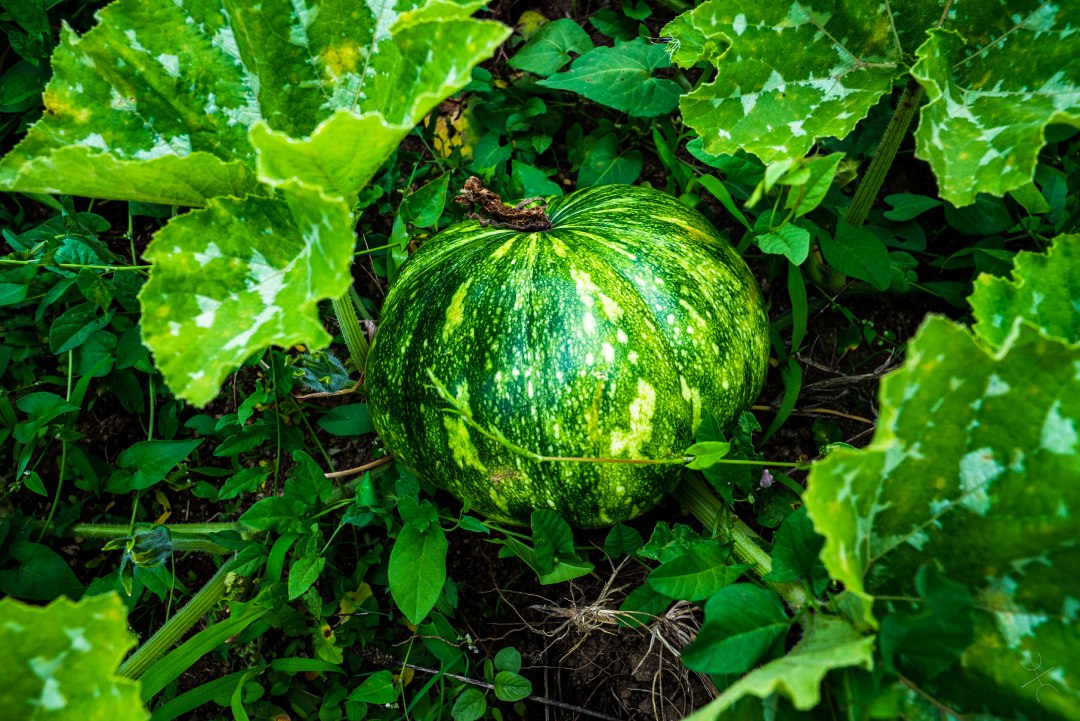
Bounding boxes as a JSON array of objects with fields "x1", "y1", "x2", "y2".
[
  {"x1": 428, "y1": 368, "x2": 810, "y2": 470},
  {"x1": 0, "y1": 258, "x2": 151, "y2": 273},
  {"x1": 674, "y1": 474, "x2": 808, "y2": 610},
  {"x1": 117, "y1": 555, "x2": 239, "y2": 680},
  {"x1": 332, "y1": 292, "x2": 370, "y2": 379},
  {"x1": 73, "y1": 522, "x2": 251, "y2": 538},
  {"x1": 844, "y1": 76, "x2": 925, "y2": 229}
]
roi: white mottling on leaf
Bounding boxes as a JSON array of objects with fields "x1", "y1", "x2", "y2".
[
  {"x1": 958, "y1": 447, "x2": 1004, "y2": 514},
  {"x1": 29, "y1": 653, "x2": 67, "y2": 709},
  {"x1": 81, "y1": 133, "x2": 108, "y2": 151},
  {"x1": 978, "y1": 575, "x2": 1048, "y2": 649},
  {"x1": 193, "y1": 241, "x2": 223, "y2": 266},
  {"x1": 732, "y1": 13, "x2": 747, "y2": 36},
  {"x1": 37, "y1": 678, "x2": 66, "y2": 710},
  {"x1": 63, "y1": 627, "x2": 92, "y2": 652},
  {"x1": 223, "y1": 305, "x2": 278, "y2": 351},
  {"x1": 906, "y1": 529, "x2": 929, "y2": 550},
  {"x1": 1064, "y1": 596, "x2": 1080, "y2": 622},
  {"x1": 984, "y1": 373, "x2": 1010, "y2": 396},
  {"x1": 247, "y1": 249, "x2": 286, "y2": 305},
  {"x1": 1040, "y1": 400, "x2": 1078, "y2": 455},
  {"x1": 156, "y1": 53, "x2": 181, "y2": 78},
  {"x1": 194, "y1": 295, "x2": 222, "y2": 328},
  {"x1": 741, "y1": 92, "x2": 758, "y2": 115},
  {"x1": 124, "y1": 29, "x2": 149, "y2": 53}
]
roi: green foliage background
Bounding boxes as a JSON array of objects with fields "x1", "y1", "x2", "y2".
[{"x1": 0, "y1": 0, "x2": 1078, "y2": 720}]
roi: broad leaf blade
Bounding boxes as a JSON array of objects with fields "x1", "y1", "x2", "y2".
[
  {"x1": 684, "y1": 615, "x2": 874, "y2": 718},
  {"x1": 251, "y1": 112, "x2": 410, "y2": 198},
  {"x1": 0, "y1": 0, "x2": 264, "y2": 204},
  {"x1": 663, "y1": 1, "x2": 905, "y2": 163},
  {"x1": 388, "y1": 523, "x2": 448, "y2": 626},
  {"x1": 117, "y1": 439, "x2": 204, "y2": 490},
  {"x1": 970, "y1": 234, "x2": 1080, "y2": 348},
  {"x1": 140, "y1": 186, "x2": 354, "y2": 406},
  {"x1": 508, "y1": 18, "x2": 593, "y2": 77},
  {"x1": 911, "y1": 14, "x2": 1080, "y2": 206},
  {"x1": 681, "y1": 583, "x2": 790, "y2": 675},
  {"x1": 0, "y1": 0, "x2": 510, "y2": 204},
  {"x1": 538, "y1": 38, "x2": 680, "y2": 118},
  {"x1": 818, "y1": 218, "x2": 891, "y2": 290},
  {"x1": 663, "y1": 1, "x2": 1080, "y2": 204},
  {"x1": 804, "y1": 317, "x2": 1080, "y2": 719},
  {"x1": 0, "y1": 593, "x2": 147, "y2": 721},
  {"x1": 647, "y1": 543, "x2": 749, "y2": 601}
]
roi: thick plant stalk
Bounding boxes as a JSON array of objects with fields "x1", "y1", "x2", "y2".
[
  {"x1": 674, "y1": 474, "x2": 807, "y2": 610},
  {"x1": 117, "y1": 556, "x2": 239, "y2": 680},
  {"x1": 845, "y1": 76, "x2": 925, "y2": 229},
  {"x1": 332, "y1": 292, "x2": 370, "y2": 377},
  {"x1": 71, "y1": 522, "x2": 248, "y2": 554},
  {"x1": 73, "y1": 522, "x2": 249, "y2": 538}
]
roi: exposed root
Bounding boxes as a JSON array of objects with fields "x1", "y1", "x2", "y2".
[{"x1": 518, "y1": 557, "x2": 718, "y2": 719}]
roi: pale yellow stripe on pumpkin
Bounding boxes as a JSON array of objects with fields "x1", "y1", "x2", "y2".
[
  {"x1": 680, "y1": 376, "x2": 703, "y2": 433},
  {"x1": 657, "y1": 216, "x2": 716, "y2": 245},
  {"x1": 610, "y1": 378, "x2": 657, "y2": 457},
  {"x1": 441, "y1": 277, "x2": 472, "y2": 342},
  {"x1": 445, "y1": 416, "x2": 486, "y2": 472},
  {"x1": 598, "y1": 293, "x2": 623, "y2": 322},
  {"x1": 491, "y1": 238, "x2": 516, "y2": 259}
]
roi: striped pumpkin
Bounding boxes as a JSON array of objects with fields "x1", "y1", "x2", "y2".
[{"x1": 366, "y1": 184, "x2": 769, "y2": 528}]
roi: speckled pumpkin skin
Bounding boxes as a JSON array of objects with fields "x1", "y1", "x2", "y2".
[{"x1": 366, "y1": 184, "x2": 769, "y2": 528}]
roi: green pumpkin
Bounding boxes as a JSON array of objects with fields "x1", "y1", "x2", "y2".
[{"x1": 366, "y1": 184, "x2": 769, "y2": 528}]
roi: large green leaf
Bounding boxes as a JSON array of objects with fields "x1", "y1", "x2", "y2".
[
  {"x1": 970, "y1": 234, "x2": 1080, "y2": 349},
  {"x1": 911, "y1": 20, "x2": 1080, "y2": 206},
  {"x1": 0, "y1": 593, "x2": 147, "y2": 720},
  {"x1": 684, "y1": 615, "x2": 874, "y2": 719},
  {"x1": 508, "y1": 18, "x2": 593, "y2": 77},
  {"x1": 663, "y1": 1, "x2": 1080, "y2": 205},
  {"x1": 139, "y1": 186, "x2": 354, "y2": 406},
  {"x1": 538, "y1": 38, "x2": 681, "y2": 118},
  {"x1": 388, "y1": 523, "x2": 448, "y2": 626},
  {"x1": 680, "y1": 583, "x2": 790, "y2": 675},
  {"x1": 804, "y1": 316, "x2": 1080, "y2": 719},
  {"x1": 0, "y1": 0, "x2": 510, "y2": 204},
  {"x1": 0, "y1": 0, "x2": 509, "y2": 405}
]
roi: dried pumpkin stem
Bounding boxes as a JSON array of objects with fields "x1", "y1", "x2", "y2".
[{"x1": 453, "y1": 176, "x2": 553, "y2": 231}]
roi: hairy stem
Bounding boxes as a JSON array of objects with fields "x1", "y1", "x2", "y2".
[
  {"x1": 72, "y1": 522, "x2": 252, "y2": 539},
  {"x1": 117, "y1": 556, "x2": 239, "y2": 679},
  {"x1": 332, "y1": 292, "x2": 370, "y2": 379},
  {"x1": 845, "y1": 76, "x2": 924, "y2": 228},
  {"x1": 674, "y1": 474, "x2": 808, "y2": 609}
]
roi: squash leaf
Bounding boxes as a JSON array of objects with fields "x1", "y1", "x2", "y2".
[
  {"x1": 0, "y1": 0, "x2": 510, "y2": 406},
  {"x1": 139, "y1": 186, "x2": 354, "y2": 405},
  {"x1": 0, "y1": 593, "x2": 147, "y2": 720},
  {"x1": 804, "y1": 316, "x2": 1080, "y2": 719},
  {"x1": 663, "y1": 1, "x2": 1080, "y2": 206},
  {"x1": 970, "y1": 234, "x2": 1080, "y2": 349}
]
